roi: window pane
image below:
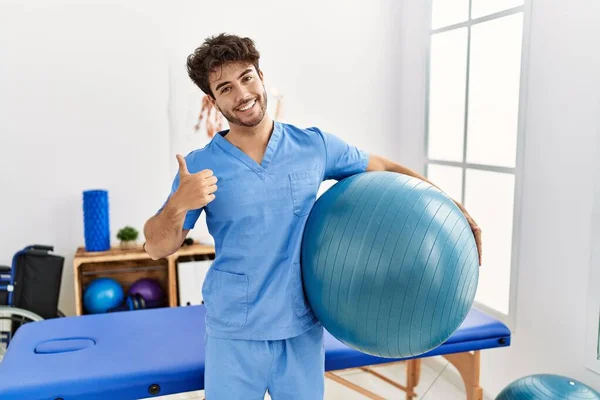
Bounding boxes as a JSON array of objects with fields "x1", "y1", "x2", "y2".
[
  {"x1": 427, "y1": 28, "x2": 468, "y2": 163},
  {"x1": 466, "y1": 13, "x2": 523, "y2": 168},
  {"x1": 465, "y1": 169, "x2": 515, "y2": 314},
  {"x1": 431, "y1": 0, "x2": 469, "y2": 30},
  {"x1": 472, "y1": 0, "x2": 524, "y2": 19},
  {"x1": 426, "y1": 163, "x2": 463, "y2": 203}
]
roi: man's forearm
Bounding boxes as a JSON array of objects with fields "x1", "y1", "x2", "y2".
[
  {"x1": 367, "y1": 155, "x2": 466, "y2": 210},
  {"x1": 368, "y1": 155, "x2": 438, "y2": 189},
  {"x1": 367, "y1": 154, "x2": 482, "y2": 265},
  {"x1": 143, "y1": 196, "x2": 188, "y2": 260}
]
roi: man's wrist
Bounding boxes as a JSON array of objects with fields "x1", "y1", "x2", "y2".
[
  {"x1": 164, "y1": 194, "x2": 188, "y2": 219},
  {"x1": 453, "y1": 199, "x2": 466, "y2": 212}
]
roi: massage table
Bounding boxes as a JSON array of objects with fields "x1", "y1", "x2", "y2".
[{"x1": 0, "y1": 305, "x2": 510, "y2": 400}]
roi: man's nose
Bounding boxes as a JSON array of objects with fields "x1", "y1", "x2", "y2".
[{"x1": 235, "y1": 85, "x2": 252, "y2": 102}]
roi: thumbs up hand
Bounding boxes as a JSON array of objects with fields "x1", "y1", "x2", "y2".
[{"x1": 172, "y1": 154, "x2": 218, "y2": 211}]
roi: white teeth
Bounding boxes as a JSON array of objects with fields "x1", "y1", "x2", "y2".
[{"x1": 238, "y1": 100, "x2": 256, "y2": 111}]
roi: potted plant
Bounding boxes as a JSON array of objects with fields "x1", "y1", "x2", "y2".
[{"x1": 116, "y1": 226, "x2": 139, "y2": 249}]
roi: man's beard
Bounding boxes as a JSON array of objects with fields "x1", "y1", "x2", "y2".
[{"x1": 221, "y1": 88, "x2": 268, "y2": 128}]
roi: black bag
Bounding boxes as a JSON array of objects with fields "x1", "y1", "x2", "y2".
[
  {"x1": 11, "y1": 245, "x2": 64, "y2": 319},
  {"x1": 0, "y1": 265, "x2": 11, "y2": 306}
]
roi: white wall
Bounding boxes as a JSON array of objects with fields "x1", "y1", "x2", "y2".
[
  {"x1": 0, "y1": 0, "x2": 403, "y2": 315},
  {"x1": 0, "y1": 1, "x2": 172, "y2": 315},
  {"x1": 396, "y1": 0, "x2": 431, "y2": 172},
  {"x1": 399, "y1": 0, "x2": 600, "y2": 396},
  {"x1": 164, "y1": 0, "x2": 403, "y2": 162}
]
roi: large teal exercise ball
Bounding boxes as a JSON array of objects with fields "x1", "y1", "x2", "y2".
[
  {"x1": 496, "y1": 374, "x2": 600, "y2": 399},
  {"x1": 301, "y1": 171, "x2": 479, "y2": 358}
]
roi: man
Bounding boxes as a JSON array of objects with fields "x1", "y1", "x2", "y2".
[{"x1": 143, "y1": 33, "x2": 482, "y2": 400}]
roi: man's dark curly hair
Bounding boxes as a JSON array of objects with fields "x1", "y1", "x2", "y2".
[{"x1": 186, "y1": 33, "x2": 262, "y2": 98}]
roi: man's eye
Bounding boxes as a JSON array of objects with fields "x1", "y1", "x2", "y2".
[
  {"x1": 243, "y1": 76, "x2": 252, "y2": 82},
  {"x1": 221, "y1": 87, "x2": 230, "y2": 94}
]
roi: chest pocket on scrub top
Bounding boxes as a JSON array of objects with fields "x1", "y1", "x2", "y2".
[{"x1": 289, "y1": 170, "x2": 321, "y2": 217}]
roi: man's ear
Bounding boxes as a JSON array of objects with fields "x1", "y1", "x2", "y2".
[{"x1": 207, "y1": 95, "x2": 220, "y2": 111}]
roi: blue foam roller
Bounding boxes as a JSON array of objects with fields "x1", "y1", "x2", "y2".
[
  {"x1": 83, "y1": 189, "x2": 110, "y2": 252},
  {"x1": 496, "y1": 374, "x2": 600, "y2": 399},
  {"x1": 301, "y1": 171, "x2": 479, "y2": 358}
]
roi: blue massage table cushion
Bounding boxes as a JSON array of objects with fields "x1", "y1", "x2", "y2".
[{"x1": 0, "y1": 306, "x2": 510, "y2": 400}]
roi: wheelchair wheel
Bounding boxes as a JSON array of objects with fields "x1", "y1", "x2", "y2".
[{"x1": 0, "y1": 306, "x2": 43, "y2": 361}]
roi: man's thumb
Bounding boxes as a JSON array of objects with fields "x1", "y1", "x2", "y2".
[{"x1": 176, "y1": 154, "x2": 189, "y2": 175}]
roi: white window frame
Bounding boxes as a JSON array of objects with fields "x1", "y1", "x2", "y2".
[
  {"x1": 585, "y1": 121, "x2": 600, "y2": 375},
  {"x1": 423, "y1": 0, "x2": 533, "y2": 330}
]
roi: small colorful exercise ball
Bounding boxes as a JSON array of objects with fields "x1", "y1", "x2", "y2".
[
  {"x1": 129, "y1": 278, "x2": 164, "y2": 307},
  {"x1": 83, "y1": 277, "x2": 124, "y2": 314},
  {"x1": 496, "y1": 374, "x2": 600, "y2": 400},
  {"x1": 301, "y1": 171, "x2": 479, "y2": 358}
]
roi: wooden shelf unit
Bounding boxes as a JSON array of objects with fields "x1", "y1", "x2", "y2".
[{"x1": 73, "y1": 243, "x2": 215, "y2": 316}]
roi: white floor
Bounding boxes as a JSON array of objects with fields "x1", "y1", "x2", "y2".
[{"x1": 144, "y1": 357, "x2": 468, "y2": 400}]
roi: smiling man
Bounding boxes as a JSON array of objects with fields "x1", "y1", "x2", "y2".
[{"x1": 143, "y1": 33, "x2": 482, "y2": 400}]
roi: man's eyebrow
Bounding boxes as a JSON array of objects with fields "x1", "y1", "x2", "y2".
[{"x1": 214, "y1": 68, "x2": 253, "y2": 92}]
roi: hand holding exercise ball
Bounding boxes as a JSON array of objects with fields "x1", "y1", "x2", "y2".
[{"x1": 301, "y1": 171, "x2": 479, "y2": 358}]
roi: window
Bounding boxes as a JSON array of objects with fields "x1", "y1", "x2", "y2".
[
  {"x1": 586, "y1": 244, "x2": 600, "y2": 375},
  {"x1": 425, "y1": 0, "x2": 529, "y2": 323},
  {"x1": 585, "y1": 134, "x2": 600, "y2": 375}
]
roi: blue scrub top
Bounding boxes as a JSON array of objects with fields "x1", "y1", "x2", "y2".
[{"x1": 164, "y1": 121, "x2": 369, "y2": 340}]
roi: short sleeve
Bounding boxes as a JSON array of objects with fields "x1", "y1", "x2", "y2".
[
  {"x1": 157, "y1": 171, "x2": 202, "y2": 231},
  {"x1": 314, "y1": 128, "x2": 370, "y2": 181}
]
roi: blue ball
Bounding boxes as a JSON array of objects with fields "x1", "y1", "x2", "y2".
[
  {"x1": 83, "y1": 278, "x2": 124, "y2": 314},
  {"x1": 496, "y1": 374, "x2": 600, "y2": 399},
  {"x1": 301, "y1": 171, "x2": 479, "y2": 358}
]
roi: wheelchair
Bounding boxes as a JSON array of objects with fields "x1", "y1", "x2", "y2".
[{"x1": 0, "y1": 245, "x2": 65, "y2": 361}]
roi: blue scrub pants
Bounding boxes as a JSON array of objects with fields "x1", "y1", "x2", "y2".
[{"x1": 204, "y1": 323, "x2": 325, "y2": 399}]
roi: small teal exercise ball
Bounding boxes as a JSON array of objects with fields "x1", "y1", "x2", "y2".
[
  {"x1": 301, "y1": 172, "x2": 479, "y2": 358},
  {"x1": 496, "y1": 374, "x2": 600, "y2": 399},
  {"x1": 83, "y1": 277, "x2": 124, "y2": 314}
]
